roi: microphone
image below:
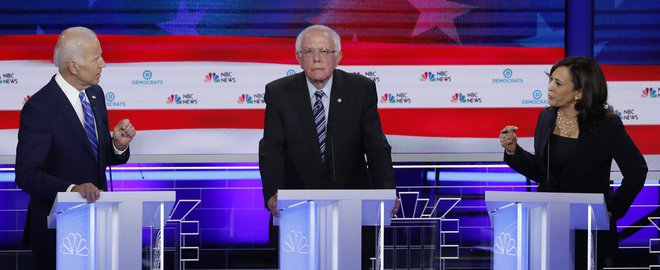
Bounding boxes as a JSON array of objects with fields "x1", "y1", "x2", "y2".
[
  {"x1": 107, "y1": 134, "x2": 115, "y2": 192},
  {"x1": 108, "y1": 162, "x2": 114, "y2": 192},
  {"x1": 547, "y1": 126, "x2": 551, "y2": 191},
  {"x1": 96, "y1": 91, "x2": 113, "y2": 192},
  {"x1": 328, "y1": 122, "x2": 337, "y2": 184},
  {"x1": 107, "y1": 118, "x2": 114, "y2": 192}
]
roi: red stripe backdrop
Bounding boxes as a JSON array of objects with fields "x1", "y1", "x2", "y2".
[{"x1": 1, "y1": 35, "x2": 658, "y2": 154}]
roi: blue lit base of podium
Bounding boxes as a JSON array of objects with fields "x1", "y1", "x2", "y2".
[
  {"x1": 486, "y1": 191, "x2": 610, "y2": 270},
  {"x1": 48, "y1": 191, "x2": 176, "y2": 270},
  {"x1": 275, "y1": 189, "x2": 395, "y2": 270}
]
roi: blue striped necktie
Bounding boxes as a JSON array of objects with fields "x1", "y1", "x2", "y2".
[
  {"x1": 312, "y1": 90, "x2": 327, "y2": 162},
  {"x1": 79, "y1": 92, "x2": 98, "y2": 160}
]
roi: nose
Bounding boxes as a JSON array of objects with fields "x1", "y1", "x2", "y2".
[{"x1": 99, "y1": 57, "x2": 106, "y2": 68}]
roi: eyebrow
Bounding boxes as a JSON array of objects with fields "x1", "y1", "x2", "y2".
[{"x1": 547, "y1": 74, "x2": 562, "y2": 83}]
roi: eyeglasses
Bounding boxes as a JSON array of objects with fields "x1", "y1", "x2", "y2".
[{"x1": 298, "y1": 48, "x2": 337, "y2": 58}]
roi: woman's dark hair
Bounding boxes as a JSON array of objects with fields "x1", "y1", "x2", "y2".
[{"x1": 549, "y1": 56, "x2": 614, "y2": 133}]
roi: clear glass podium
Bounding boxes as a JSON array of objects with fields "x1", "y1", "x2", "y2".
[
  {"x1": 48, "y1": 191, "x2": 176, "y2": 270},
  {"x1": 485, "y1": 191, "x2": 610, "y2": 270},
  {"x1": 275, "y1": 189, "x2": 396, "y2": 270}
]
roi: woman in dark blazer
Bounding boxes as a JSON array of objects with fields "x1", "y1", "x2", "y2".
[{"x1": 499, "y1": 56, "x2": 647, "y2": 269}]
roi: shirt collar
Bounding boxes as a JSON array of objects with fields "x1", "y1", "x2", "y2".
[
  {"x1": 55, "y1": 72, "x2": 86, "y2": 104},
  {"x1": 306, "y1": 75, "x2": 333, "y2": 98}
]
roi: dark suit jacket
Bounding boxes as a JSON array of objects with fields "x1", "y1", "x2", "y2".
[
  {"x1": 504, "y1": 106, "x2": 647, "y2": 221},
  {"x1": 259, "y1": 69, "x2": 396, "y2": 205},
  {"x1": 15, "y1": 75, "x2": 130, "y2": 249}
]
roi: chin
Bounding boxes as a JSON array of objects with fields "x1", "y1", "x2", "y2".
[{"x1": 306, "y1": 75, "x2": 325, "y2": 82}]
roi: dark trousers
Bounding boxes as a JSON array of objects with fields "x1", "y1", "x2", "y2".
[
  {"x1": 574, "y1": 229, "x2": 617, "y2": 270},
  {"x1": 30, "y1": 228, "x2": 56, "y2": 270}
]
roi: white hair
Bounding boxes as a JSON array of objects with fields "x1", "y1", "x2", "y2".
[
  {"x1": 53, "y1": 27, "x2": 98, "y2": 69},
  {"x1": 295, "y1": 25, "x2": 341, "y2": 55}
]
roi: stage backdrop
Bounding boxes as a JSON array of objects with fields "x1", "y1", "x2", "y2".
[{"x1": 0, "y1": 0, "x2": 658, "y2": 167}]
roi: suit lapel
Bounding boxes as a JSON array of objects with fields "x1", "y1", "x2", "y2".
[
  {"x1": 48, "y1": 78, "x2": 98, "y2": 162},
  {"x1": 86, "y1": 88, "x2": 104, "y2": 163},
  {"x1": 292, "y1": 74, "x2": 324, "y2": 167},
  {"x1": 328, "y1": 70, "x2": 347, "y2": 140},
  {"x1": 541, "y1": 108, "x2": 594, "y2": 181},
  {"x1": 537, "y1": 108, "x2": 557, "y2": 164}
]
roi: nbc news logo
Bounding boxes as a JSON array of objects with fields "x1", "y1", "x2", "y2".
[
  {"x1": 237, "y1": 93, "x2": 264, "y2": 104},
  {"x1": 1, "y1": 72, "x2": 18, "y2": 84},
  {"x1": 205, "y1": 72, "x2": 235, "y2": 83},
  {"x1": 450, "y1": 92, "x2": 481, "y2": 103},
  {"x1": 641, "y1": 87, "x2": 658, "y2": 98},
  {"x1": 167, "y1": 94, "x2": 197, "y2": 105},
  {"x1": 420, "y1": 71, "x2": 451, "y2": 82},
  {"x1": 380, "y1": 92, "x2": 411, "y2": 104}
]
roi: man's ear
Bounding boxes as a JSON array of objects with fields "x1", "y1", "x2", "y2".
[
  {"x1": 67, "y1": 60, "x2": 78, "y2": 75},
  {"x1": 295, "y1": 52, "x2": 303, "y2": 68}
]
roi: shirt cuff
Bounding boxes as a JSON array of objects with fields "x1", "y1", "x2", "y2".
[
  {"x1": 505, "y1": 149, "x2": 515, "y2": 155},
  {"x1": 112, "y1": 140, "x2": 127, "y2": 155},
  {"x1": 66, "y1": 184, "x2": 76, "y2": 192}
]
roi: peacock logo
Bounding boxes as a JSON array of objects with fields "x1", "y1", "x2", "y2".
[
  {"x1": 450, "y1": 93, "x2": 466, "y2": 103},
  {"x1": 420, "y1": 72, "x2": 436, "y2": 82},
  {"x1": 204, "y1": 72, "x2": 220, "y2": 83},
  {"x1": 380, "y1": 93, "x2": 395, "y2": 103},
  {"x1": 282, "y1": 231, "x2": 309, "y2": 254},
  {"x1": 237, "y1": 94, "x2": 253, "y2": 104},
  {"x1": 167, "y1": 94, "x2": 182, "y2": 104},
  {"x1": 494, "y1": 232, "x2": 517, "y2": 256},
  {"x1": 641, "y1": 87, "x2": 657, "y2": 98},
  {"x1": 59, "y1": 233, "x2": 89, "y2": 257}
]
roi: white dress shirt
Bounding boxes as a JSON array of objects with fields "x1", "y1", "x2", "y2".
[
  {"x1": 306, "y1": 76, "x2": 333, "y2": 121},
  {"x1": 54, "y1": 72, "x2": 125, "y2": 192}
]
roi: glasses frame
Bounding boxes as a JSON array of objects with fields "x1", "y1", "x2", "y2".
[{"x1": 297, "y1": 47, "x2": 337, "y2": 59}]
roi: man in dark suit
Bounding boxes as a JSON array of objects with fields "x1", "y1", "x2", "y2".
[
  {"x1": 15, "y1": 26, "x2": 136, "y2": 270},
  {"x1": 259, "y1": 24, "x2": 399, "y2": 269}
]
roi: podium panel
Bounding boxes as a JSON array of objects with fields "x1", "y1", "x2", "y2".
[
  {"x1": 56, "y1": 204, "x2": 95, "y2": 270},
  {"x1": 279, "y1": 201, "x2": 316, "y2": 269},
  {"x1": 276, "y1": 189, "x2": 395, "y2": 270},
  {"x1": 491, "y1": 203, "x2": 528, "y2": 270},
  {"x1": 485, "y1": 191, "x2": 609, "y2": 270},
  {"x1": 48, "y1": 191, "x2": 176, "y2": 270}
]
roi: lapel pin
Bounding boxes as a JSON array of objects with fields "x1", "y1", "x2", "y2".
[
  {"x1": 91, "y1": 95, "x2": 96, "y2": 99},
  {"x1": 337, "y1": 98, "x2": 342, "y2": 103}
]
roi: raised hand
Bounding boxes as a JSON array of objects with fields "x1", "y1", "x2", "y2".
[
  {"x1": 499, "y1": 126, "x2": 518, "y2": 154},
  {"x1": 113, "y1": 119, "x2": 136, "y2": 151}
]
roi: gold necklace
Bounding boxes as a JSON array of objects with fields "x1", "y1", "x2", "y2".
[{"x1": 556, "y1": 109, "x2": 577, "y2": 137}]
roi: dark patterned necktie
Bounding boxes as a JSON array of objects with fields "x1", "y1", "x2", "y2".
[
  {"x1": 312, "y1": 90, "x2": 326, "y2": 161},
  {"x1": 79, "y1": 92, "x2": 98, "y2": 160}
]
